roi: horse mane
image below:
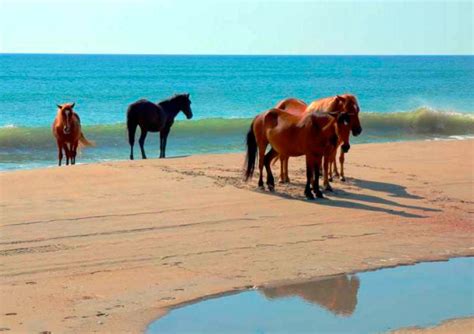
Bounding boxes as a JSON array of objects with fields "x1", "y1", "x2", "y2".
[{"x1": 157, "y1": 93, "x2": 189, "y2": 106}]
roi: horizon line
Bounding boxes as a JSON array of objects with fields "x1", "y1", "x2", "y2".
[{"x1": 1, "y1": 52, "x2": 473, "y2": 57}]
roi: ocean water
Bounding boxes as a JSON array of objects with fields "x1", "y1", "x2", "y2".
[{"x1": 1, "y1": 54, "x2": 473, "y2": 170}]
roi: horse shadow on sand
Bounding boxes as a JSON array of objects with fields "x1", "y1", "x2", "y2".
[
  {"x1": 260, "y1": 178, "x2": 438, "y2": 219},
  {"x1": 349, "y1": 179, "x2": 423, "y2": 200}
]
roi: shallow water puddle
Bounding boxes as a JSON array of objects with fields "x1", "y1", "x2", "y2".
[{"x1": 148, "y1": 257, "x2": 473, "y2": 333}]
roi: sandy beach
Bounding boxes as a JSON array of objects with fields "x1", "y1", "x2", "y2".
[{"x1": 1, "y1": 139, "x2": 473, "y2": 333}]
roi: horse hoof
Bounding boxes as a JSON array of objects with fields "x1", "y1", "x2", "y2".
[
  {"x1": 325, "y1": 185, "x2": 333, "y2": 192},
  {"x1": 315, "y1": 190, "x2": 324, "y2": 199},
  {"x1": 279, "y1": 179, "x2": 286, "y2": 184},
  {"x1": 268, "y1": 185, "x2": 275, "y2": 192},
  {"x1": 328, "y1": 177, "x2": 333, "y2": 182},
  {"x1": 305, "y1": 192, "x2": 315, "y2": 200},
  {"x1": 340, "y1": 177, "x2": 346, "y2": 182}
]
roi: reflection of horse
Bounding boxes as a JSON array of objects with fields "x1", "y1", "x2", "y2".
[
  {"x1": 52, "y1": 103, "x2": 94, "y2": 166},
  {"x1": 127, "y1": 94, "x2": 193, "y2": 160},
  {"x1": 261, "y1": 275, "x2": 360, "y2": 316},
  {"x1": 244, "y1": 108, "x2": 338, "y2": 199}
]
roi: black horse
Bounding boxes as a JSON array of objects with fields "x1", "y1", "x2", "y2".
[{"x1": 127, "y1": 94, "x2": 193, "y2": 160}]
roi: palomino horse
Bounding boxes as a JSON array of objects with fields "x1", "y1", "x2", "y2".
[
  {"x1": 127, "y1": 94, "x2": 193, "y2": 160},
  {"x1": 276, "y1": 94, "x2": 362, "y2": 187},
  {"x1": 244, "y1": 108, "x2": 338, "y2": 199},
  {"x1": 307, "y1": 94, "x2": 362, "y2": 182},
  {"x1": 52, "y1": 103, "x2": 94, "y2": 166}
]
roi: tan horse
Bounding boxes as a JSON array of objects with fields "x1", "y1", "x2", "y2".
[
  {"x1": 52, "y1": 103, "x2": 94, "y2": 166},
  {"x1": 276, "y1": 94, "x2": 362, "y2": 188},
  {"x1": 244, "y1": 108, "x2": 338, "y2": 199},
  {"x1": 307, "y1": 94, "x2": 362, "y2": 182}
]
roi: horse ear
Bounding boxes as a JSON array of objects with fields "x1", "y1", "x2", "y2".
[
  {"x1": 186, "y1": 93, "x2": 190, "y2": 99},
  {"x1": 57, "y1": 104, "x2": 62, "y2": 109},
  {"x1": 70, "y1": 103, "x2": 75, "y2": 109}
]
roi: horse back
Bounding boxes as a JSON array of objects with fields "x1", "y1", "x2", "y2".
[
  {"x1": 275, "y1": 98, "x2": 307, "y2": 114},
  {"x1": 306, "y1": 96, "x2": 336, "y2": 113},
  {"x1": 127, "y1": 99, "x2": 164, "y2": 131}
]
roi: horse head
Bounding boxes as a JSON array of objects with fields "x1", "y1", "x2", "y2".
[
  {"x1": 338, "y1": 95, "x2": 362, "y2": 137},
  {"x1": 177, "y1": 93, "x2": 193, "y2": 119},
  {"x1": 327, "y1": 110, "x2": 351, "y2": 152},
  {"x1": 57, "y1": 103, "x2": 75, "y2": 135}
]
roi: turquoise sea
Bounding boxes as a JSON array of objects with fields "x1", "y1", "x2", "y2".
[{"x1": 0, "y1": 54, "x2": 473, "y2": 170}]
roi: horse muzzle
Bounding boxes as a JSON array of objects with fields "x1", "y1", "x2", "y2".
[
  {"x1": 341, "y1": 144, "x2": 350, "y2": 153},
  {"x1": 352, "y1": 127, "x2": 362, "y2": 137},
  {"x1": 63, "y1": 126, "x2": 71, "y2": 135}
]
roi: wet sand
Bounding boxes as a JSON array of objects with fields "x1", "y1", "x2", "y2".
[{"x1": 1, "y1": 140, "x2": 473, "y2": 333}]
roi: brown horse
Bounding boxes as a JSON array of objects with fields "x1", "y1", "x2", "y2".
[
  {"x1": 307, "y1": 94, "x2": 362, "y2": 182},
  {"x1": 276, "y1": 94, "x2": 362, "y2": 187},
  {"x1": 52, "y1": 103, "x2": 94, "y2": 166},
  {"x1": 274, "y1": 98, "x2": 310, "y2": 183},
  {"x1": 244, "y1": 108, "x2": 338, "y2": 199}
]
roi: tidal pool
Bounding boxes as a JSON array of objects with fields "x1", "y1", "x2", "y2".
[{"x1": 148, "y1": 257, "x2": 474, "y2": 333}]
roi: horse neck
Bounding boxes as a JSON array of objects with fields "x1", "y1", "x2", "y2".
[
  {"x1": 159, "y1": 100, "x2": 180, "y2": 120},
  {"x1": 55, "y1": 110, "x2": 64, "y2": 124},
  {"x1": 335, "y1": 123, "x2": 350, "y2": 144}
]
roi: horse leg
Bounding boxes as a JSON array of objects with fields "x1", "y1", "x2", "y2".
[
  {"x1": 138, "y1": 128, "x2": 148, "y2": 159},
  {"x1": 312, "y1": 155, "x2": 324, "y2": 198},
  {"x1": 323, "y1": 152, "x2": 333, "y2": 192},
  {"x1": 160, "y1": 129, "x2": 170, "y2": 158},
  {"x1": 63, "y1": 143, "x2": 71, "y2": 166},
  {"x1": 279, "y1": 156, "x2": 285, "y2": 183},
  {"x1": 328, "y1": 160, "x2": 333, "y2": 182},
  {"x1": 339, "y1": 151, "x2": 346, "y2": 181},
  {"x1": 279, "y1": 156, "x2": 289, "y2": 184},
  {"x1": 328, "y1": 150, "x2": 336, "y2": 182},
  {"x1": 264, "y1": 148, "x2": 278, "y2": 192},
  {"x1": 128, "y1": 121, "x2": 137, "y2": 160},
  {"x1": 284, "y1": 157, "x2": 290, "y2": 183},
  {"x1": 257, "y1": 142, "x2": 267, "y2": 189},
  {"x1": 57, "y1": 140, "x2": 63, "y2": 166},
  {"x1": 304, "y1": 155, "x2": 315, "y2": 200},
  {"x1": 71, "y1": 142, "x2": 78, "y2": 165}
]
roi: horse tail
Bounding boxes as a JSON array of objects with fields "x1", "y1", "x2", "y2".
[
  {"x1": 244, "y1": 120, "x2": 257, "y2": 181},
  {"x1": 79, "y1": 132, "x2": 95, "y2": 147}
]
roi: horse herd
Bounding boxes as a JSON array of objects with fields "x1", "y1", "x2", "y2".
[{"x1": 52, "y1": 93, "x2": 361, "y2": 199}]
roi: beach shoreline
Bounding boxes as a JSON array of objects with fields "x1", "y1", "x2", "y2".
[{"x1": 1, "y1": 140, "x2": 473, "y2": 333}]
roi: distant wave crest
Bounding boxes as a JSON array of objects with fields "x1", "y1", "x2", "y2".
[{"x1": 0, "y1": 108, "x2": 473, "y2": 150}]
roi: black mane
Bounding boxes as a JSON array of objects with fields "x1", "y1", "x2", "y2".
[{"x1": 158, "y1": 93, "x2": 189, "y2": 106}]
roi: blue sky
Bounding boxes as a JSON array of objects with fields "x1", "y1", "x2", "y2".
[{"x1": 0, "y1": 0, "x2": 472, "y2": 55}]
